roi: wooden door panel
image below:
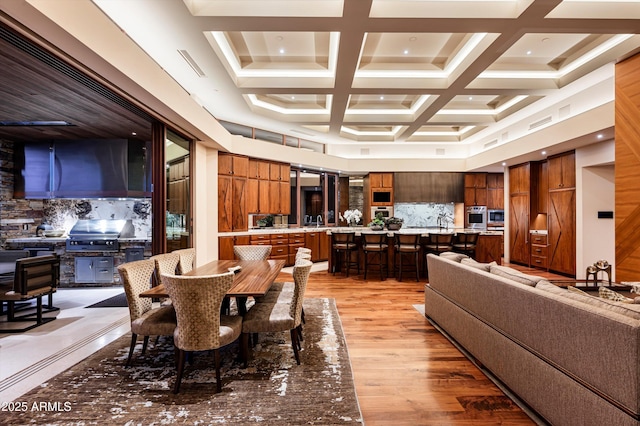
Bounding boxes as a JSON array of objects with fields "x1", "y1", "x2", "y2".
[
  {"x1": 548, "y1": 190, "x2": 576, "y2": 275},
  {"x1": 218, "y1": 175, "x2": 233, "y2": 232},
  {"x1": 232, "y1": 177, "x2": 248, "y2": 231},
  {"x1": 509, "y1": 193, "x2": 529, "y2": 264}
]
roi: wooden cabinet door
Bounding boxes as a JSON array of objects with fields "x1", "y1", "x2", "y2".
[
  {"x1": 232, "y1": 177, "x2": 248, "y2": 231},
  {"x1": 509, "y1": 193, "x2": 530, "y2": 264},
  {"x1": 509, "y1": 163, "x2": 530, "y2": 194},
  {"x1": 268, "y1": 180, "x2": 280, "y2": 213},
  {"x1": 369, "y1": 173, "x2": 383, "y2": 188},
  {"x1": 258, "y1": 161, "x2": 271, "y2": 179},
  {"x1": 305, "y1": 232, "x2": 320, "y2": 262},
  {"x1": 548, "y1": 189, "x2": 576, "y2": 275},
  {"x1": 487, "y1": 173, "x2": 503, "y2": 189},
  {"x1": 487, "y1": 187, "x2": 504, "y2": 209},
  {"x1": 381, "y1": 173, "x2": 393, "y2": 188},
  {"x1": 248, "y1": 159, "x2": 260, "y2": 179},
  {"x1": 318, "y1": 231, "x2": 330, "y2": 261},
  {"x1": 537, "y1": 161, "x2": 548, "y2": 214},
  {"x1": 279, "y1": 181, "x2": 290, "y2": 214},
  {"x1": 464, "y1": 187, "x2": 477, "y2": 206},
  {"x1": 247, "y1": 179, "x2": 259, "y2": 213},
  {"x1": 219, "y1": 236, "x2": 235, "y2": 260},
  {"x1": 218, "y1": 153, "x2": 234, "y2": 175},
  {"x1": 258, "y1": 179, "x2": 271, "y2": 213},
  {"x1": 280, "y1": 164, "x2": 291, "y2": 182},
  {"x1": 548, "y1": 152, "x2": 575, "y2": 189},
  {"x1": 218, "y1": 175, "x2": 233, "y2": 232}
]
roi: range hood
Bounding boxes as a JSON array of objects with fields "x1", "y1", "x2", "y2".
[{"x1": 14, "y1": 139, "x2": 151, "y2": 199}]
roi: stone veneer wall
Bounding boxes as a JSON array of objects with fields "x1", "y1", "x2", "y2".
[{"x1": 0, "y1": 140, "x2": 47, "y2": 246}]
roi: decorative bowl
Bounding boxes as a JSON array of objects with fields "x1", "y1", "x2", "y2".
[
  {"x1": 369, "y1": 225, "x2": 384, "y2": 231},
  {"x1": 43, "y1": 230, "x2": 65, "y2": 238},
  {"x1": 387, "y1": 223, "x2": 403, "y2": 231}
]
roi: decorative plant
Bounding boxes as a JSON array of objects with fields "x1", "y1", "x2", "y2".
[
  {"x1": 369, "y1": 213, "x2": 385, "y2": 228},
  {"x1": 339, "y1": 209, "x2": 362, "y2": 226},
  {"x1": 385, "y1": 216, "x2": 404, "y2": 226},
  {"x1": 257, "y1": 214, "x2": 274, "y2": 227}
]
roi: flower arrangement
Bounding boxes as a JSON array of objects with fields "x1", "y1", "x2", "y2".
[{"x1": 339, "y1": 209, "x2": 362, "y2": 226}]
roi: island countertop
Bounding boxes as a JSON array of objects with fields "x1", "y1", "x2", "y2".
[{"x1": 219, "y1": 226, "x2": 502, "y2": 237}]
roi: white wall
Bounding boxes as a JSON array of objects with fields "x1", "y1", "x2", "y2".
[
  {"x1": 576, "y1": 140, "x2": 615, "y2": 279},
  {"x1": 192, "y1": 143, "x2": 219, "y2": 266}
]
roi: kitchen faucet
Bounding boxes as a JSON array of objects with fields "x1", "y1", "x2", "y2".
[{"x1": 316, "y1": 214, "x2": 323, "y2": 227}]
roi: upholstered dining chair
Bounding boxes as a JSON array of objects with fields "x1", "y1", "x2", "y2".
[
  {"x1": 423, "y1": 233, "x2": 454, "y2": 277},
  {"x1": 241, "y1": 260, "x2": 312, "y2": 366},
  {"x1": 161, "y1": 271, "x2": 243, "y2": 394},
  {"x1": 118, "y1": 259, "x2": 177, "y2": 367},
  {"x1": 172, "y1": 248, "x2": 196, "y2": 274},
  {"x1": 233, "y1": 245, "x2": 272, "y2": 260},
  {"x1": 150, "y1": 253, "x2": 180, "y2": 286},
  {"x1": 452, "y1": 232, "x2": 480, "y2": 259}
]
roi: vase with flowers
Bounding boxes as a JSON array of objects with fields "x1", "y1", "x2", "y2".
[{"x1": 340, "y1": 209, "x2": 362, "y2": 227}]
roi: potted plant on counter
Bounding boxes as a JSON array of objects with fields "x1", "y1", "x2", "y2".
[
  {"x1": 385, "y1": 216, "x2": 404, "y2": 230},
  {"x1": 368, "y1": 213, "x2": 385, "y2": 231}
]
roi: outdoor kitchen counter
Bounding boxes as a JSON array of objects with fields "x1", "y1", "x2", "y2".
[{"x1": 5, "y1": 237, "x2": 151, "y2": 287}]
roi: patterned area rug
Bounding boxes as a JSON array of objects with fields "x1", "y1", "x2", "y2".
[{"x1": 6, "y1": 298, "x2": 363, "y2": 425}]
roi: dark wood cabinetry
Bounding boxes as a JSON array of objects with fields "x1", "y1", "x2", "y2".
[
  {"x1": 246, "y1": 160, "x2": 290, "y2": 215},
  {"x1": 305, "y1": 231, "x2": 329, "y2": 262},
  {"x1": 464, "y1": 173, "x2": 488, "y2": 206},
  {"x1": 508, "y1": 163, "x2": 538, "y2": 265},
  {"x1": 530, "y1": 234, "x2": 548, "y2": 269},
  {"x1": 167, "y1": 156, "x2": 189, "y2": 215},
  {"x1": 218, "y1": 235, "x2": 251, "y2": 260},
  {"x1": 218, "y1": 153, "x2": 249, "y2": 232},
  {"x1": 369, "y1": 172, "x2": 394, "y2": 207},
  {"x1": 547, "y1": 152, "x2": 576, "y2": 276},
  {"x1": 486, "y1": 173, "x2": 504, "y2": 210}
]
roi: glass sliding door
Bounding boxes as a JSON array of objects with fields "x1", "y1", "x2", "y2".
[{"x1": 165, "y1": 130, "x2": 191, "y2": 251}]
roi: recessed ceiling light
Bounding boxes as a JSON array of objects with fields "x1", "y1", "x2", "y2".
[
  {"x1": 526, "y1": 50, "x2": 532, "y2": 55},
  {"x1": 541, "y1": 150, "x2": 547, "y2": 155},
  {"x1": 403, "y1": 50, "x2": 409, "y2": 55},
  {"x1": 502, "y1": 162, "x2": 507, "y2": 166},
  {"x1": 597, "y1": 133, "x2": 603, "y2": 139},
  {"x1": 380, "y1": 96, "x2": 384, "y2": 100},
  {"x1": 131, "y1": 132, "x2": 137, "y2": 136},
  {"x1": 279, "y1": 48, "x2": 285, "y2": 54},
  {"x1": 468, "y1": 96, "x2": 473, "y2": 101},
  {"x1": 291, "y1": 96, "x2": 295, "y2": 100}
]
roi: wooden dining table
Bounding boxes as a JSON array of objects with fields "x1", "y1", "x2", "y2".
[{"x1": 139, "y1": 259, "x2": 286, "y2": 315}]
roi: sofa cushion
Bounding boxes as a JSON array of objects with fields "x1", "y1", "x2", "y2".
[
  {"x1": 598, "y1": 286, "x2": 635, "y2": 303},
  {"x1": 489, "y1": 265, "x2": 545, "y2": 287},
  {"x1": 439, "y1": 252, "x2": 468, "y2": 262},
  {"x1": 460, "y1": 258, "x2": 497, "y2": 272},
  {"x1": 562, "y1": 286, "x2": 640, "y2": 320}
]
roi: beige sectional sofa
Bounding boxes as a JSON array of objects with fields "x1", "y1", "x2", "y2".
[{"x1": 425, "y1": 253, "x2": 640, "y2": 426}]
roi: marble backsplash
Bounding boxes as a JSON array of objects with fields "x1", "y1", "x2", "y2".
[
  {"x1": 394, "y1": 202, "x2": 455, "y2": 228},
  {"x1": 44, "y1": 199, "x2": 152, "y2": 238}
]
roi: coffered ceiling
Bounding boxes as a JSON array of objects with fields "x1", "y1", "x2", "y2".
[{"x1": 89, "y1": 0, "x2": 640, "y2": 155}]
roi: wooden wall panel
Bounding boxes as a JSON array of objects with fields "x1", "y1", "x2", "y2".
[{"x1": 615, "y1": 53, "x2": 640, "y2": 281}]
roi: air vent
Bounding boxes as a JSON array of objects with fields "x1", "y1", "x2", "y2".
[
  {"x1": 360, "y1": 148, "x2": 370, "y2": 156},
  {"x1": 178, "y1": 49, "x2": 206, "y2": 78},
  {"x1": 501, "y1": 132, "x2": 509, "y2": 142},
  {"x1": 559, "y1": 104, "x2": 571, "y2": 119},
  {"x1": 529, "y1": 115, "x2": 553, "y2": 130},
  {"x1": 0, "y1": 24, "x2": 153, "y2": 122},
  {"x1": 436, "y1": 148, "x2": 445, "y2": 156},
  {"x1": 484, "y1": 139, "x2": 498, "y2": 149}
]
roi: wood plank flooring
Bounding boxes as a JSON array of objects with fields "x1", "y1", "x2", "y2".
[{"x1": 292, "y1": 261, "x2": 562, "y2": 425}]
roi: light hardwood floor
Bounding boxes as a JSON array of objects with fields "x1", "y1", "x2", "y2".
[{"x1": 296, "y1": 262, "x2": 563, "y2": 425}]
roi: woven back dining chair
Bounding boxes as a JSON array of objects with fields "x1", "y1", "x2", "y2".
[{"x1": 161, "y1": 271, "x2": 243, "y2": 394}]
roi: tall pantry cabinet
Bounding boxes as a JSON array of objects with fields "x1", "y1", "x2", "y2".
[
  {"x1": 547, "y1": 151, "x2": 576, "y2": 276},
  {"x1": 508, "y1": 163, "x2": 537, "y2": 265},
  {"x1": 218, "y1": 153, "x2": 249, "y2": 232}
]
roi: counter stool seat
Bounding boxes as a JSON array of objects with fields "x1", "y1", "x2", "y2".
[
  {"x1": 452, "y1": 232, "x2": 479, "y2": 259},
  {"x1": 394, "y1": 234, "x2": 421, "y2": 282},
  {"x1": 362, "y1": 233, "x2": 389, "y2": 280},
  {"x1": 332, "y1": 232, "x2": 359, "y2": 277},
  {"x1": 424, "y1": 233, "x2": 454, "y2": 276}
]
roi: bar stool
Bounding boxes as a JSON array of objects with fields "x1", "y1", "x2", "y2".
[
  {"x1": 362, "y1": 233, "x2": 389, "y2": 280},
  {"x1": 452, "y1": 232, "x2": 479, "y2": 259},
  {"x1": 394, "y1": 233, "x2": 421, "y2": 282},
  {"x1": 423, "y1": 233, "x2": 454, "y2": 276},
  {"x1": 332, "y1": 232, "x2": 359, "y2": 277}
]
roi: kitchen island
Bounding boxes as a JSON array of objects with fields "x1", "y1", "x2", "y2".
[{"x1": 5, "y1": 237, "x2": 152, "y2": 287}]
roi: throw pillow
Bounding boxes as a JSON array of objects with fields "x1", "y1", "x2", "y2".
[
  {"x1": 566, "y1": 286, "x2": 640, "y2": 320},
  {"x1": 460, "y1": 258, "x2": 496, "y2": 272},
  {"x1": 598, "y1": 287, "x2": 635, "y2": 304},
  {"x1": 439, "y1": 252, "x2": 468, "y2": 262},
  {"x1": 489, "y1": 265, "x2": 545, "y2": 287}
]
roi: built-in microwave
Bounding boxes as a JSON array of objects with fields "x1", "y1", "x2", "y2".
[
  {"x1": 371, "y1": 190, "x2": 392, "y2": 205},
  {"x1": 488, "y1": 209, "x2": 504, "y2": 223},
  {"x1": 465, "y1": 206, "x2": 487, "y2": 229},
  {"x1": 371, "y1": 206, "x2": 393, "y2": 220}
]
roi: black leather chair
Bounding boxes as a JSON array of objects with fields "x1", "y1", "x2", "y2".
[{"x1": 452, "y1": 232, "x2": 480, "y2": 259}]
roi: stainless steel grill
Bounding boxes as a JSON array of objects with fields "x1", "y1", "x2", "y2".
[{"x1": 66, "y1": 219, "x2": 134, "y2": 251}]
